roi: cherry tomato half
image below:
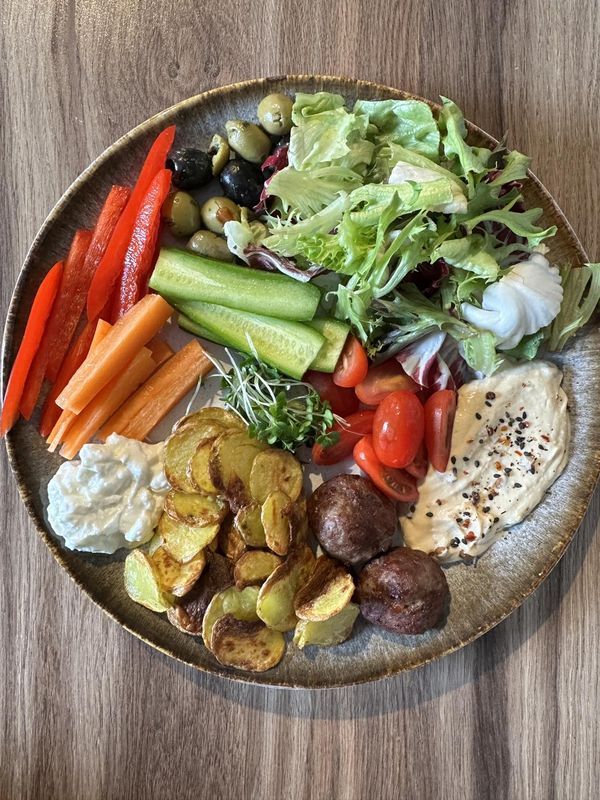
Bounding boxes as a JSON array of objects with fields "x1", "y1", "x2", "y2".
[
  {"x1": 404, "y1": 441, "x2": 428, "y2": 481},
  {"x1": 333, "y1": 336, "x2": 369, "y2": 388},
  {"x1": 312, "y1": 409, "x2": 376, "y2": 465},
  {"x1": 372, "y1": 390, "x2": 425, "y2": 469},
  {"x1": 424, "y1": 389, "x2": 457, "y2": 473},
  {"x1": 305, "y1": 370, "x2": 359, "y2": 417},
  {"x1": 354, "y1": 359, "x2": 419, "y2": 406},
  {"x1": 353, "y1": 435, "x2": 419, "y2": 503}
]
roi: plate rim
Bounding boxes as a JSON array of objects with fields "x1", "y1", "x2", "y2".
[{"x1": 2, "y1": 74, "x2": 597, "y2": 689}]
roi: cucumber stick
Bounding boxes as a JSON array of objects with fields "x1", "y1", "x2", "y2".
[
  {"x1": 178, "y1": 315, "x2": 228, "y2": 346},
  {"x1": 307, "y1": 318, "x2": 350, "y2": 372},
  {"x1": 178, "y1": 301, "x2": 325, "y2": 380},
  {"x1": 150, "y1": 248, "x2": 321, "y2": 321}
]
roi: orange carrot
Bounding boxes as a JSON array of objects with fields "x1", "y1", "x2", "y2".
[
  {"x1": 47, "y1": 320, "x2": 112, "y2": 451},
  {"x1": 59, "y1": 347, "x2": 156, "y2": 460},
  {"x1": 56, "y1": 294, "x2": 173, "y2": 415},
  {"x1": 99, "y1": 340, "x2": 212, "y2": 441},
  {"x1": 146, "y1": 336, "x2": 174, "y2": 367}
]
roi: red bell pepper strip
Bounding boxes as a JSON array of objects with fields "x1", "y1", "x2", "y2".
[
  {"x1": 38, "y1": 318, "x2": 97, "y2": 437},
  {"x1": 112, "y1": 168, "x2": 172, "y2": 320},
  {"x1": 44, "y1": 186, "x2": 130, "y2": 383},
  {"x1": 1, "y1": 261, "x2": 63, "y2": 437},
  {"x1": 86, "y1": 126, "x2": 176, "y2": 321},
  {"x1": 19, "y1": 229, "x2": 93, "y2": 419}
]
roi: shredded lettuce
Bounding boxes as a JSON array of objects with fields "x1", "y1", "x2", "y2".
[
  {"x1": 353, "y1": 98, "x2": 440, "y2": 160},
  {"x1": 548, "y1": 262, "x2": 600, "y2": 350},
  {"x1": 438, "y1": 97, "x2": 491, "y2": 188},
  {"x1": 463, "y1": 196, "x2": 557, "y2": 247},
  {"x1": 266, "y1": 165, "x2": 362, "y2": 217}
]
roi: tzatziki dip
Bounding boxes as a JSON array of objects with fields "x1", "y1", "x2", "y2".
[
  {"x1": 402, "y1": 361, "x2": 569, "y2": 562},
  {"x1": 47, "y1": 434, "x2": 169, "y2": 554}
]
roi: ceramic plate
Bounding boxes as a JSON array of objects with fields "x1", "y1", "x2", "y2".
[{"x1": 3, "y1": 76, "x2": 599, "y2": 688}]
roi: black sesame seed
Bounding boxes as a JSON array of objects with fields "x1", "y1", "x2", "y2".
[
  {"x1": 474, "y1": 460, "x2": 480, "y2": 467},
  {"x1": 463, "y1": 456, "x2": 469, "y2": 462},
  {"x1": 462, "y1": 492, "x2": 468, "y2": 499},
  {"x1": 522, "y1": 411, "x2": 528, "y2": 419},
  {"x1": 450, "y1": 537, "x2": 460, "y2": 548},
  {"x1": 493, "y1": 473, "x2": 501, "y2": 479},
  {"x1": 488, "y1": 493, "x2": 495, "y2": 501},
  {"x1": 426, "y1": 511, "x2": 434, "y2": 518},
  {"x1": 530, "y1": 466, "x2": 536, "y2": 474},
  {"x1": 409, "y1": 505, "x2": 416, "y2": 513},
  {"x1": 485, "y1": 400, "x2": 492, "y2": 407},
  {"x1": 478, "y1": 439, "x2": 484, "y2": 444},
  {"x1": 483, "y1": 506, "x2": 491, "y2": 513},
  {"x1": 451, "y1": 456, "x2": 456, "y2": 464},
  {"x1": 486, "y1": 392, "x2": 496, "y2": 400},
  {"x1": 475, "y1": 412, "x2": 482, "y2": 420},
  {"x1": 514, "y1": 482, "x2": 522, "y2": 488},
  {"x1": 493, "y1": 517, "x2": 500, "y2": 523}
]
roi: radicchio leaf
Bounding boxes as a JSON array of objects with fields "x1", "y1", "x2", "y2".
[
  {"x1": 255, "y1": 145, "x2": 289, "y2": 212},
  {"x1": 407, "y1": 259, "x2": 450, "y2": 297},
  {"x1": 244, "y1": 245, "x2": 325, "y2": 282},
  {"x1": 396, "y1": 331, "x2": 468, "y2": 391}
]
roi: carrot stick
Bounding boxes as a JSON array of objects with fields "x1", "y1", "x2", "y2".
[
  {"x1": 99, "y1": 340, "x2": 212, "y2": 441},
  {"x1": 1, "y1": 261, "x2": 63, "y2": 437},
  {"x1": 56, "y1": 294, "x2": 173, "y2": 415},
  {"x1": 146, "y1": 336, "x2": 174, "y2": 367},
  {"x1": 47, "y1": 320, "x2": 112, "y2": 451},
  {"x1": 58, "y1": 347, "x2": 156, "y2": 460}
]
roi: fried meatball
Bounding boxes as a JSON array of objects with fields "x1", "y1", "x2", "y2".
[
  {"x1": 167, "y1": 552, "x2": 233, "y2": 635},
  {"x1": 358, "y1": 547, "x2": 449, "y2": 634},
  {"x1": 307, "y1": 474, "x2": 396, "y2": 567}
]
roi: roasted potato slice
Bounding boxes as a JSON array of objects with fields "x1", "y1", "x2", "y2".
[
  {"x1": 289, "y1": 497, "x2": 309, "y2": 547},
  {"x1": 151, "y1": 546, "x2": 206, "y2": 597},
  {"x1": 146, "y1": 530, "x2": 164, "y2": 555},
  {"x1": 256, "y1": 545, "x2": 315, "y2": 631},
  {"x1": 234, "y1": 503, "x2": 267, "y2": 547},
  {"x1": 164, "y1": 490, "x2": 228, "y2": 527},
  {"x1": 218, "y1": 515, "x2": 248, "y2": 561},
  {"x1": 234, "y1": 550, "x2": 283, "y2": 589},
  {"x1": 202, "y1": 584, "x2": 260, "y2": 650},
  {"x1": 249, "y1": 450, "x2": 304, "y2": 504},
  {"x1": 174, "y1": 407, "x2": 246, "y2": 432},
  {"x1": 158, "y1": 513, "x2": 219, "y2": 563},
  {"x1": 209, "y1": 431, "x2": 267, "y2": 510},
  {"x1": 188, "y1": 438, "x2": 220, "y2": 494},
  {"x1": 211, "y1": 615, "x2": 285, "y2": 672},
  {"x1": 293, "y1": 603, "x2": 359, "y2": 649},
  {"x1": 124, "y1": 550, "x2": 174, "y2": 612},
  {"x1": 261, "y1": 490, "x2": 293, "y2": 556},
  {"x1": 164, "y1": 423, "x2": 224, "y2": 492},
  {"x1": 294, "y1": 555, "x2": 355, "y2": 621},
  {"x1": 167, "y1": 553, "x2": 234, "y2": 635}
]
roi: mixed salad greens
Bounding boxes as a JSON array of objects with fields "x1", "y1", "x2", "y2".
[{"x1": 225, "y1": 92, "x2": 599, "y2": 381}]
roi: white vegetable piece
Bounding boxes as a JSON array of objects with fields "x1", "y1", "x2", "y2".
[
  {"x1": 224, "y1": 219, "x2": 266, "y2": 263},
  {"x1": 461, "y1": 253, "x2": 563, "y2": 350},
  {"x1": 388, "y1": 161, "x2": 468, "y2": 214}
]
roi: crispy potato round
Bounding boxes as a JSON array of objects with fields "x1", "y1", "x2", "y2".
[
  {"x1": 164, "y1": 423, "x2": 224, "y2": 492},
  {"x1": 202, "y1": 585, "x2": 260, "y2": 650},
  {"x1": 358, "y1": 547, "x2": 450, "y2": 634},
  {"x1": 158, "y1": 513, "x2": 219, "y2": 563},
  {"x1": 234, "y1": 550, "x2": 283, "y2": 589},
  {"x1": 151, "y1": 546, "x2": 206, "y2": 597},
  {"x1": 249, "y1": 450, "x2": 304, "y2": 504},
  {"x1": 124, "y1": 550, "x2": 173, "y2": 612},
  {"x1": 293, "y1": 602, "x2": 359, "y2": 649},
  {"x1": 188, "y1": 438, "x2": 221, "y2": 494},
  {"x1": 261, "y1": 490, "x2": 293, "y2": 556},
  {"x1": 210, "y1": 615, "x2": 286, "y2": 672},
  {"x1": 167, "y1": 553, "x2": 233, "y2": 635},
  {"x1": 256, "y1": 545, "x2": 315, "y2": 631},
  {"x1": 173, "y1": 407, "x2": 246, "y2": 432},
  {"x1": 234, "y1": 503, "x2": 267, "y2": 547},
  {"x1": 209, "y1": 431, "x2": 268, "y2": 511},
  {"x1": 293, "y1": 555, "x2": 355, "y2": 622},
  {"x1": 218, "y1": 515, "x2": 248, "y2": 562},
  {"x1": 308, "y1": 475, "x2": 396, "y2": 567},
  {"x1": 164, "y1": 490, "x2": 228, "y2": 527}
]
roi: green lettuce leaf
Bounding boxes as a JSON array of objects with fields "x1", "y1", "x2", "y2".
[
  {"x1": 463, "y1": 200, "x2": 557, "y2": 247},
  {"x1": 432, "y1": 235, "x2": 500, "y2": 280},
  {"x1": 262, "y1": 195, "x2": 349, "y2": 256},
  {"x1": 266, "y1": 165, "x2": 363, "y2": 217},
  {"x1": 353, "y1": 98, "x2": 440, "y2": 160},
  {"x1": 291, "y1": 92, "x2": 346, "y2": 120},
  {"x1": 438, "y1": 97, "x2": 491, "y2": 186},
  {"x1": 504, "y1": 329, "x2": 546, "y2": 361},
  {"x1": 548, "y1": 262, "x2": 600, "y2": 350},
  {"x1": 488, "y1": 150, "x2": 531, "y2": 185}
]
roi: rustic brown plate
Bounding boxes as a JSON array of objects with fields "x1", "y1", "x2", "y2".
[{"x1": 3, "y1": 76, "x2": 599, "y2": 688}]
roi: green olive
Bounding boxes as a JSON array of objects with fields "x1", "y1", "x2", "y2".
[
  {"x1": 257, "y1": 93, "x2": 293, "y2": 135},
  {"x1": 187, "y1": 230, "x2": 234, "y2": 262},
  {"x1": 209, "y1": 134, "x2": 230, "y2": 176},
  {"x1": 200, "y1": 196, "x2": 241, "y2": 234},
  {"x1": 225, "y1": 120, "x2": 271, "y2": 164},
  {"x1": 161, "y1": 191, "x2": 201, "y2": 238}
]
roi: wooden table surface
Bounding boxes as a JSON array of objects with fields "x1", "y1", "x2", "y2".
[{"x1": 2, "y1": 1, "x2": 599, "y2": 798}]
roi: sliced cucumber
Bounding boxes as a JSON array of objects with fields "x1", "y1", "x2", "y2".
[
  {"x1": 178, "y1": 314, "x2": 228, "y2": 346},
  {"x1": 178, "y1": 301, "x2": 325, "y2": 380},
  {"x1": 150, "y1": 247, "x2": 321, "y2": 321},
  {"x1": 307, "y1": 318, "x2": 350, "y2": 372}
]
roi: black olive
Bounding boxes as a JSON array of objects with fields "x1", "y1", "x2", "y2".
[
  {"x1": 219, "y1": 160, "x2": 264, "y2": 207},
  {"x1": 166, "y1": 148, "x2": 212, "y2": 190}
]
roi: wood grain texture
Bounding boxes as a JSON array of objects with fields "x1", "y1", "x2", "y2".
[{"x1": 1, "y1": 1, "x2": 599, "y2": 798}]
